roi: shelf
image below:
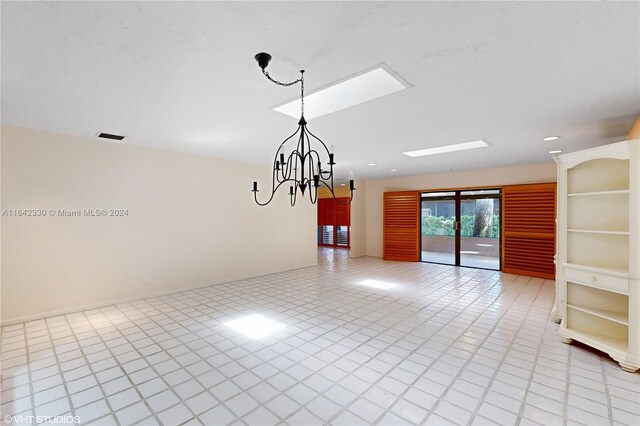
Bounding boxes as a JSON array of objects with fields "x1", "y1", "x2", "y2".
[
  {"x1": 568, "y1": 190, "x2": 629, "y2": 197},
  {"x1": 563, "y1": 326, "x2": 628, "y2": 353},
  {"x1": 563, "y1": 263, "x2": 629, "y2": 278},
  {"x1": 567, "y1": 229, "x2": 629, "y2": 235},
  {"x1": 567, "y1": 305, "x2": 628, "y2": 326},
  {"x1": 566, "y1": 232, "x2": 630, "y2": 271}
]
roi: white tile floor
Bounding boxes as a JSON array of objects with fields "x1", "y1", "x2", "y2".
[{"x1": 1, "y1": 248, "x2": 639, "y2": 425}]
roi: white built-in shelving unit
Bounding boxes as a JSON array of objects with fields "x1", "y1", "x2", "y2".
[{"x1": 555, "y1": 139, "x2": 639, "y2": 372}]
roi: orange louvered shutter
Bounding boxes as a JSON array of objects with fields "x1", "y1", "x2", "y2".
[
  {"x1": 503, "y1": 183, "x2": 556, "y2": 279},
  {"x1": 384, "y1": 191, "x2": 420, "y2": 261},
  {"x1": 335, "y1": 199, "x2": 350, "y2": 226},
  {"x1": 317, "y1": 198, "x2": 329, "y2": 226}
]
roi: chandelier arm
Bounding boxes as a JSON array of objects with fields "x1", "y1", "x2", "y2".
[
  {"x1": 308, "y1": 155, "x2": 321, "y2": 205},
  {"x1": 275, "y1": 127, "x2": 302, "y2": 182},
  {"x1": 290, "y1": 178, "x2": 299, "y2": 206},
  {"x1": 274, "y1": 152, "x2": 284, "y2": 185},
  {"x1": 278, "y1": 155, "x2": 290, "y2": 182},
  {"x1": 307, "y1": 154, "x2": 314, "y2": 196},
  {"x1": 304, "y1": 128, "x2": 332, "y2": 157},
  {"x1": 254, "y1": 178, "x2": 301, "y2": 207},
  {"x1": 306, "y1": 128, "x2": 336, "y2": 187},
  {"x1": 293, "y1": 152, "x2": 301, "y2": 192},
  {"x1": 304, "y1": 131, "x2": 334, "y2": 186},
  {"x1": 310, "y1": 150, "x2": 320, "y2": 181},
  {"x1": 278, "y1": 127, "x2": 302, "y2": 154},
  {"x1": 283, "y1": 151, "x2": 302, "y2": 183},
  {"x1": 280, "y1": 149, "x2": 296, "y2": 182},
  {"x1": 278, "y1": 151, "x2": 293, "y2": 183},
  {"x1": 305, "y1": 149, "x2": 335, "y2": 193},
  {"x1": 307, "y1": 149, "x2": 326, "y2": 188},
  {"x1": 317, "y1": 180, "x2": 355, "y2": 205},
  {"x1": 288, "y1": 149, "x2": 303, "y2": 177}
]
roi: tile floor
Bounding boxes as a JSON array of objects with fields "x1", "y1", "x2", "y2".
[{"x1": 1, "y1": 248, "x2": 639, "y2": 425}]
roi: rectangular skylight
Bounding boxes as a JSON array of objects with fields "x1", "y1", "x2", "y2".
[
  {"x1": 274, "y1": 64, "x2": 412, "y2": 120},
  {"x1": 403, "y1": 140, "x2": 490, "y2": 157}
]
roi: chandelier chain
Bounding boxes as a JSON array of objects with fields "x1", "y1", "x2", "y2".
[{"x1": 261, "y1": 69, "x2": 305, "y2": 118}]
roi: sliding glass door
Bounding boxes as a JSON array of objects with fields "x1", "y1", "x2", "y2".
[{"x1": 421, "y1": 189, "x2": 501, "y2": 270}]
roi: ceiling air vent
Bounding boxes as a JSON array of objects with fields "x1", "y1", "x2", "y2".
[{"x1": 97, "y1": 132, "x2": 125, "y2": 141}]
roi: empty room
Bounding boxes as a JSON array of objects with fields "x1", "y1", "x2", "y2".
[{"x1": 1, "y1": 1, "x2": 639, "y2": 426}]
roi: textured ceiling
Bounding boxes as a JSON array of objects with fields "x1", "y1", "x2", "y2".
[{"x1": 2, "y1": 1, "x2": 639, "y2": 180}]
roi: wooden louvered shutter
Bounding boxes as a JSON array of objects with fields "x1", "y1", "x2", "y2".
[
  {"x1": 335, "y1": 198, "x2": 350, "y2": 226},
  {"x1": 384, "y1": 191, "x2": 420, "y2": 261},
  {"x1": 503, "y1": 183, "x2": 556, "y2": 279},
  {"x1": 317, "y1": 199, "x2": 329, "y2": 226}
]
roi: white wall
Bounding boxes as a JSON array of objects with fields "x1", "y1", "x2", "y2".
[
  {"x1": 1, "y1": 125, "x2": 317, "y2": 323},
  {"x1": 365, "y1": 163, "x2": 557, "y2": 257},
  {"x1": 349, "y1": 180, "x2": 367, "y2": 258}
]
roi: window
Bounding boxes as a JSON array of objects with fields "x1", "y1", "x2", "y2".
[{"x1": 321, "y1": 225, "x2": 334, "y2": 245}]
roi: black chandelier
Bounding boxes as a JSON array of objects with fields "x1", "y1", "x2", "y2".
[{"x1": 252, "y1": 52, "x2": 355, "y2": 207}]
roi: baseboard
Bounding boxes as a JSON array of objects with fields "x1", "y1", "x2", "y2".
[{"x1": 0, "y1": 262, "x2": 318, "y2": 327}]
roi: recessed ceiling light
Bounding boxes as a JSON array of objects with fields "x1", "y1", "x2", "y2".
[
  {"x1": 548, "y1": 150, "x2": 563, "y2": 154},
  {"x1": 356, "y1": 279, "x2": 397, "y2": 290},
  {"x1": 389, "y1": 169, "x2": 398, "y2": 172},
  {"x1": 340, "y1": 183, "x2": 346, "y2": 187},
  {"x1": 367, "y1": 163, "x2": 377, "y2": 166},
  {"x1": 273, "y1": 64, "x2": 412, "y2": 120},
  {"x1": 542, "y1": 136, "x2": 561, "y2": 142},
  {"x1": 403, "y1": 140, "x2": 489, "y2": 157},
  {"x1": 224, "y1": 314, "x2": 285, "y2": 340}
]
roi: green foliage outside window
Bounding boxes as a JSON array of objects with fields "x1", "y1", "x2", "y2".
[{"x1": 422, "y1": 215, "x2": 500, "y2": 238}]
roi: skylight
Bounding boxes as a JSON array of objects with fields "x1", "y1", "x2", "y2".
[
  {"x1": 274, "y1": 64, "x2": 412, "y2": 120},
  {"x1": 224, "y1": 314, "x2": 285, "y2": 340},
  {"x1": 403, "y1": 140, "x2": 489, "y2": 157}
]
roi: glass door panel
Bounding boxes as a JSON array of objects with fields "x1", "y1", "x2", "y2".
[
  {"x1": 421, "y1": 192, "x2": 457, "y2": 265},
  {"x1": 459, "y1": 190, "x2": 501, "y2": 270}
]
